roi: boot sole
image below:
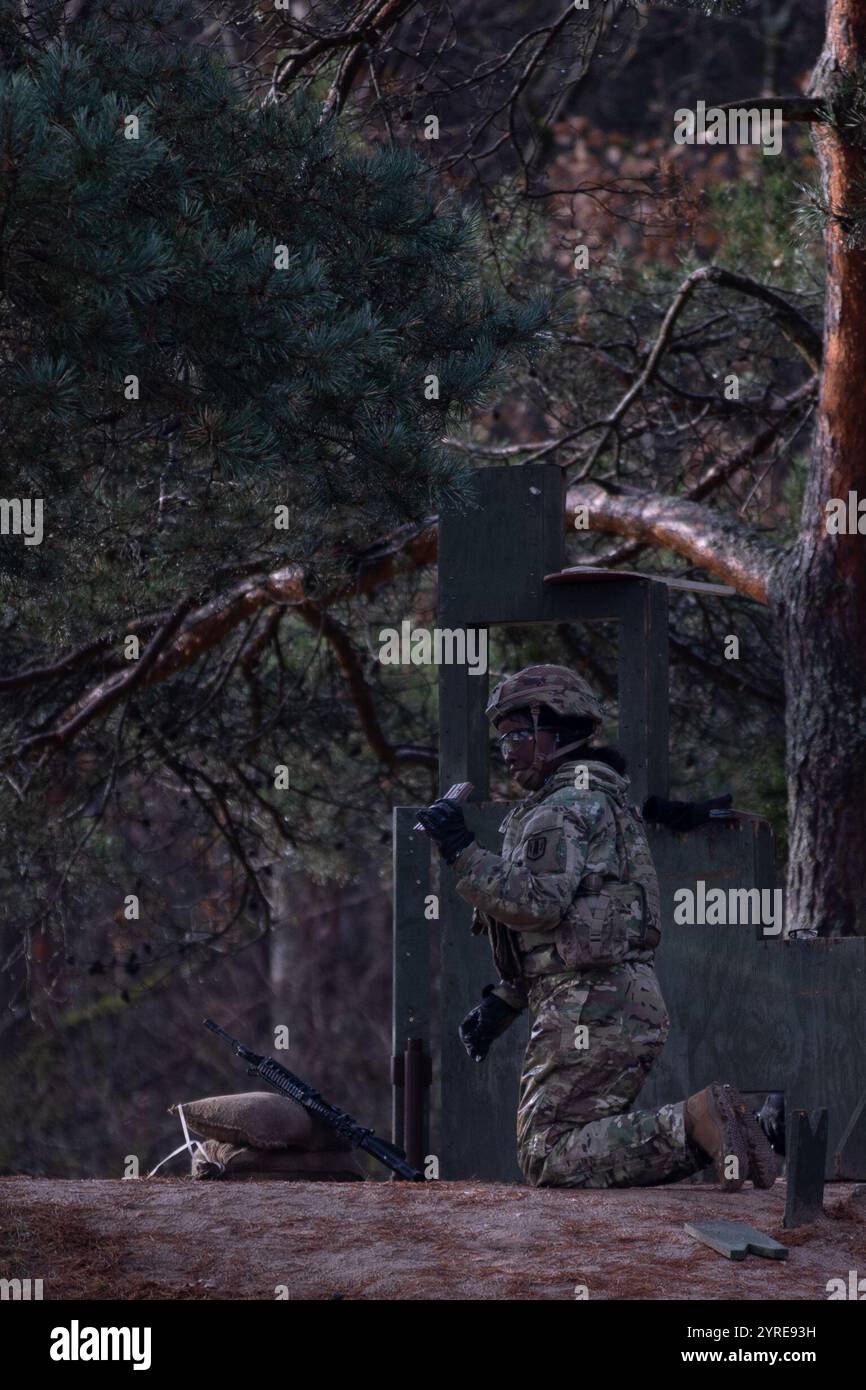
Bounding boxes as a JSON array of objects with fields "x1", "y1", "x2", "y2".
[
  {"x1": 706, "y1": 1084, "x2": 751, "y2": 1192},
  {"x1": 731, "y1": 1089, "x2": 778, "y2": 1189}
]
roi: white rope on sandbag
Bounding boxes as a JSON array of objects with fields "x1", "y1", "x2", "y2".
[{"x1": 146, "y1": 1102, "x2": 225, "y2": 1177}]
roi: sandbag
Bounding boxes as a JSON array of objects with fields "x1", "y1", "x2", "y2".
[
  {"x1": 170, "y1": 1092, "x2": 351, "y2": 1152},
  {"x1": 190, "y1": 1139, "x2": 364, "y2": 1181}
]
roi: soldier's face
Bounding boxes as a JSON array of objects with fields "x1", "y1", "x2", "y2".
[{"x1": 496, "y1": 716, "x2": 558, "y2": 783}]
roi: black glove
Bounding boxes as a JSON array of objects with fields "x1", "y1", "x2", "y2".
[
  {"x1": 415, "y1": 798, "x2": 475, "y2": 865},
  {"x1": 754, "y1": 1092, "x2": 786, "y2": 1156},
  {"x1": 459, "y1": 985, "x2": 521, "y2": 1062},
  {"x1": 643, "y1": 792, "x2": 734, "y2": 833}
]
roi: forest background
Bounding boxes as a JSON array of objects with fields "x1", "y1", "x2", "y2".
[{"x1": 0, "y1": 0, "x2": 837, "y2": 1175}]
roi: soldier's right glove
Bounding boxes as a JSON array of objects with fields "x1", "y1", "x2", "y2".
[
  {"x1": 415, "y1": 799, "x2": 475, "y2": 865},
  {"x1": 459, "y1": 985, "x2": 521, "y2": 1063}
]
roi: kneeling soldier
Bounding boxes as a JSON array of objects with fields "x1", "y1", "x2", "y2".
[{"x1": 417, "y1": 664, "x2": 777, "y2": 1191}]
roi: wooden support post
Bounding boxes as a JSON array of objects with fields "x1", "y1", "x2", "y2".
[
  {"x1": 784, "y1": 1108, "x2": 828, "y2": 1227},
  {"x1": 438, "y1": 660, "x2": 490, "y2": 800},
  {"x1": 836, "y1": 1088, "x2": 866, "y2": 1178},
  {"x1": 402, "y1": 1037, "x2": 432, "y2": 1173},
  {"x1": 391, "y1": 807, "x2": 433, "y2": 1153},
  {"x1": 617, "y1": 579, "x2": 669, "y2": 804}
]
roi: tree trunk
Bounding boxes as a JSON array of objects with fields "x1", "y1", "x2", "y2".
[{"x1": 772, "y1": 0, "x2": 866, "y2": 934}]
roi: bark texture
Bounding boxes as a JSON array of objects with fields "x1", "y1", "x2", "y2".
[{"x1": 774, "y1": 0, "x2": 866, "y2": 933}]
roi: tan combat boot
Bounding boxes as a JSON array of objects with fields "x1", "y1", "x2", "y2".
[{"x1": 684, "y1": 1082, "x2": 751, "y2": 1191}]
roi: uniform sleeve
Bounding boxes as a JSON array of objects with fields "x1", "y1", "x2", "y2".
[
  {"x1": 453, "y1": 797, "x2": 610, "y2": 932},
  {"x1": 491, "y1": 979, "x2": 529, "y2": 1011},
  {"x1": 468, "y1": 908, "x2": 529, "y2": 1011}
]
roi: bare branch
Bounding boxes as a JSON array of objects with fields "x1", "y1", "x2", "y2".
[
  {"x1": 562, "y1": 264, "x2": 821, "y2": 480},
  {"x1": 5, "y1": 520, "x2": 438, "y2": 759},
  {"x1": 15, "y1": 598, "x2": 197, "y2": 755},
  {"x1": 593, "y1": 375, "x2": 818, "y2": 567},
  {"x1": 294, "y1": 599, "x2": 437, "y2": 768}
]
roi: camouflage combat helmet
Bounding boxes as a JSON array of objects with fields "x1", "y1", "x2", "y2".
[
  {"x1": 486, "y1": 664, "x2": 604, "y2": 728},
  {"x1": 486, "y1": 665, "x2": 604, "y2": 790}
]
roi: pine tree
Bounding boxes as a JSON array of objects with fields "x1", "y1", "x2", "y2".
[{"x1": 0, "y1": 0, "x2": 549, "y2": 640}]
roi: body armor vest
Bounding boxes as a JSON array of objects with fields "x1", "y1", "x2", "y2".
[{"x1": 478, "y1": 758, "x2": 661, "y2": 983}]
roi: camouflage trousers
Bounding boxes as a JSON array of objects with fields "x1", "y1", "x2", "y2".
[{"x1": 517, "y1": 961, "x2": 705, "y2": 1188}]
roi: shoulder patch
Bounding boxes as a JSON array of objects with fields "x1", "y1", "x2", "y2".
[{"x1": 525, "y1": 834, "x2": 548, "y2": 862}]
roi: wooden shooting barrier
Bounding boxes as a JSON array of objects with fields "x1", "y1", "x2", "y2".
[{"x1": 392, "y1": 463, "x2": 866, "y2": 1182}]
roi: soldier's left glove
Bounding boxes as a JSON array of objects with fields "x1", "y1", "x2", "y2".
[
  {"x1": 415, "y1": 798, "x2": 475, "y2": 865},
  {"x1": 459, "y1": 986, "x2": 521, "y2": 1063},
  {"x1": 755, "y1": 1092, "x2": 786, "y2": 1156},
  {"x1": 643, "y1": 792, "x2": 734, "y2": 833}
]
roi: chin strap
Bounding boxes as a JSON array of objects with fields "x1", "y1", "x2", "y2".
[{"x1": 512, "y1": 701, "x2": 594, "y2": 791}]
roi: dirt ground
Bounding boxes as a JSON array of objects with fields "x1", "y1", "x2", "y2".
[{"x1": 2, "y1": 1176, "x2": 864, "y2": 1301}]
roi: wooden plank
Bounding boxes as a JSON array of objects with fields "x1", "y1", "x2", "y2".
[
  {"x1": 638, "y1": 820, "x2": 866, "y2": 1179},
  {"x1": 438, "y1": 464, "x2": 565, "y2": 625},
  {"x1": 545, "y1": 566, "x2": 736, "y2": 597},
  {"x1": 784, "y1": 1109, "x2": 827, "y2": 1228},
  {"x1": 617, "y1": 580, "x2": 669, "y2": 804},
  {"x1": 645, "y1": 581, "x2": 670, "y2": 801},
  {"x1": 438, "y1": 660, "x2": 490, "y2": 800},
  {"x1": 836, "y1": 1088, "x2": 866, "y2": 1179},
  {"x1": 684, "y1": 1220, "x2": 788, "y2": 1260},
  {"x1": 439, "y1": 803, "x2": 529, "y2": 1182},
  {"x1": 391, "y1": 807, "x2": 434, "y2": 1153}
]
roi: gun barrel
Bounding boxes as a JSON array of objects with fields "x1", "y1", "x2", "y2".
[
  {"x1": 203, "y1": 1017, "x2": 260, "y2": 1063},
  {"x1": 203, "y1": 1017, "x2": 236, "y2": 1046},
  {"x1": 361, "y1": 1133, "x2": 424, "y2": 1181}
]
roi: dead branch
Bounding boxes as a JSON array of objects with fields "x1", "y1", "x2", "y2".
[
  {"x1": 716, "y1": 96, "x2": 827, "y2": 123},
  {"x1": 15, "y1": 598, "x2": 197, "y2": 755},
  {"x1": 562, "y1": 264, "x2": 821, "y2": 479},
  {"x1": 5, "y1": 521, "x2": 437, "y2": 762},
  {"x1": 293, "y1": 599, "x2": 436, "y2": 767},
  {"x1": 593, "y1": 374, "x2": 818, "y2": 567}
]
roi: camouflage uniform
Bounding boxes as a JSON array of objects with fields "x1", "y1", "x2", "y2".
[{"x1": 453, "y1": 752, "x2": 704, "y2": 1189}]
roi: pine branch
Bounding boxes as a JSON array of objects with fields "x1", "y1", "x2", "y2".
[{"x1": 4, "y1": 521, "x2": 438, "y2": 762}]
